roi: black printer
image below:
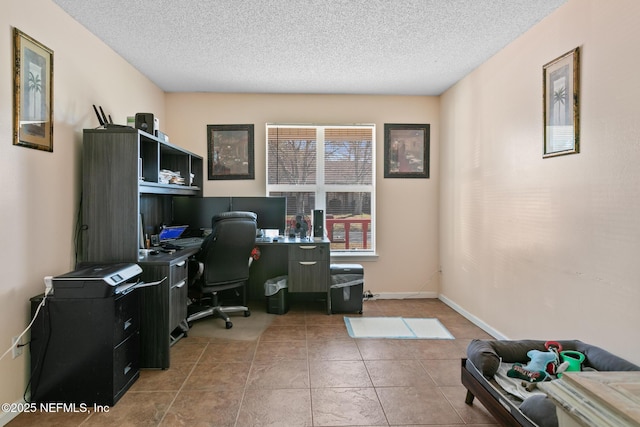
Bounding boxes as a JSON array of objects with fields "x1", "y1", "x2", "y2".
[{"x1": 51, "y1": 263, "x2": 143, "y2": 298}]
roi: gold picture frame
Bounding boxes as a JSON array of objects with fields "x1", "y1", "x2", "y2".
[
  {"x1": 13, "y1": 28, "x2": 54, "y2": 152},
  {"x1": 543, "y1": 47, "x2": 579, "y2": 158}
]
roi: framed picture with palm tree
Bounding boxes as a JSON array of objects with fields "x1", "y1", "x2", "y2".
[
  {"x1": 543, "y1": 47, "x2": 580, "y2": 158},
  {"x1": 13, "y1": 28, "x2": 54, "y2": 152}
]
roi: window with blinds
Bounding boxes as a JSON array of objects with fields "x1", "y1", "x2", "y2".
[{"x1": 267, "y1": 124, "x2": 375, "y2": 253}]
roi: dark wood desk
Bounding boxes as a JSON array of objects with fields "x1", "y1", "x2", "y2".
[
  {"x1": 248, "y1": 237, "x2": 332, "y2": 313},
  {"x1": 136, "y1": 237, "x2": 331, "y2": 369}
]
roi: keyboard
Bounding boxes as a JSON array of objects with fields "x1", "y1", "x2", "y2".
[{"x1": 171, "y1": 237, "x2": 204, "y2": 248}]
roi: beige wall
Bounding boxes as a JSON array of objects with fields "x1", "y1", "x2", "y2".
[
  {"x1": 165, "y1": 93, "x2": 441, "y2": 298},
  {"x1": 0, "y1": 2, "x2": 441, "y2": 411},
  {"x1": 3, "y1": 0, "x2": 639, "y2": 416},
  {"x1": 0, "y1": 0, "x2": 165, "y2": 412},
  {"x1": 440, "y1": 0, "x2": 640, "y2": 365}
]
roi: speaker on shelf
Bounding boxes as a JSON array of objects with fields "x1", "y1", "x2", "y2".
[
  {"x1": 135, "y1": 113, "x2": 156, "y2": 135},
  {"x1": 313, "y1": 209, "x2": 324, "y2": 238}
]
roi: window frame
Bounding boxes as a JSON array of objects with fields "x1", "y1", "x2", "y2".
[{"x1": 266, "y1": 123, "x2": 376, "y2": 255}]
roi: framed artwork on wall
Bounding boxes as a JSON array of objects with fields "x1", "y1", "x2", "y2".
[
  {"x1": 13, "y1": 28, "x2": 54, "y2": 152},
  {"x1": 384, "y1": 123, "x2": 430, "y2": 178},
  {"x1": 207, "y1": 124, "x2": 255, "y2": 180},
  {"x1": 543, "y1": 47, "x2": 580, "y2": 158}
]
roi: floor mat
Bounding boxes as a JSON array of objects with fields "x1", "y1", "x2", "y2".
[
  {"x1": 344, "y1": 316, "x2": 454, "y2": 339},
  {"x1": 186, "y1": 304, "x2": 275, "y2": 340}
]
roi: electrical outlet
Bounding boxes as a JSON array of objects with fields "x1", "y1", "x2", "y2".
[{"x1": 12, "y1": 336, "x2": 23, "y2": 359}]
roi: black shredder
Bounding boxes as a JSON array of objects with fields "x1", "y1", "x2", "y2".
[{"x1": 330, "y1": 264, "x2": 364, "y2": 314}]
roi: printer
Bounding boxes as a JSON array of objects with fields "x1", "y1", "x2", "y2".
[{"x1": 51, "y1": 263, "x2": 143, "y2": 298}]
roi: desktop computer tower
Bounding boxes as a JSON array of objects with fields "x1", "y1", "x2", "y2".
[{"x1": 313, "y1": 209, "x2": 324, "y2": 238}]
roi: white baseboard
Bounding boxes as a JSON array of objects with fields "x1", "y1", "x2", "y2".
[
  {"x1": 0, "y1": 398, "x2": 25, "y2": 426},
  {"x1": 368, "y1": 291, "x2": 439, "y2": 299},
  {"x1": 366, "y1": 293, "x2": 506, "y2": 339},
  {"x1": 437, "y1": 294, "x2": 507, "y2": 340}
]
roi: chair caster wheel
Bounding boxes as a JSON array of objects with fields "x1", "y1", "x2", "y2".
[
  {"x1": 244, "y1": 310, "x2": 251, "y2": 317},
  {"x1": 225, "y1": 321, "x2": 233, "y2": 329}
]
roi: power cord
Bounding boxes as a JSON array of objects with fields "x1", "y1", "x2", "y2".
[
  {"x1": 363, "y1": 290, "x2": 377, "y2": 300},
  {"x1": 361, "y1": 269, "x2": 441, "y2": 301},
  {"x1": 0, "y1": 280, "x2": 52, "y2": 361}
]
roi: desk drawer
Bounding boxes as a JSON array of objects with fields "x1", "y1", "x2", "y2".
[
  {"x1": 171, "y1": 260, "x2": 188, "y2": 283},
  {"x1": 288, "y1": 260, "x2": 329, "y2": 293},
  {"x1": 113, "y1": 291, "x2": 139, "y2": 344},
  {"x1": 289, "y1": 244, "x2": 329, "y2": 261},
  {"x1": 113, "y1": 332, "x2": 140, "y2": 395},
  {"x1": 169, "y1": 260, "x2": 188, "y2": 331}
]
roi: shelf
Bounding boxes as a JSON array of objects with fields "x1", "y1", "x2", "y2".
[
  {"x1": 82, "y1": 127, "x2": 203, "y2": 263},
  {"x1": 139, "y1": 181, "x2": 201, "y2": 196}
]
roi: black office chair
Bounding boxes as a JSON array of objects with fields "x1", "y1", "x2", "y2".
[{"x1": 186, "y1": 211, "x2": 257, "y2": 329}]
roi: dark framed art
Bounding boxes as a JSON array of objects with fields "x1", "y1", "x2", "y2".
[
  {"x1": 543, "y1": 47, "x2": 580, "y2": 158},
  {"x1": 13, "y1": 28, "x2": 54, "y2": 152},
  {"x1": 384, "y1": 123, "x2": 430, "y2": 178},
  {"x1": 207, "y1": 124, "x2": 255, "y2": 180}
]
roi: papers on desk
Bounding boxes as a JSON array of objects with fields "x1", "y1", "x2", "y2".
[{"x1": 115, "y1": 277, "x2": 167, "y2": 295}]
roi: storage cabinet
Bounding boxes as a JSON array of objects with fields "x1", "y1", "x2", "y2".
[
  {"x1": 137, "y1": 254, "x2": 191, "y2": 369},
  {"x1": 288, "y1": 243, "x2": 330, "y2": 293},
  {"x1": 82, "y1": 128, "x2": 203, "y2": 369},
  {"x1": 29, "y1": 291, "x2": 140, "y2": 406},
  {"x1": 82, "y1": 128, "x2": 203, "y2": 263}
]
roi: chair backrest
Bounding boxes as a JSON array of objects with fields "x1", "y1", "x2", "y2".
[{"x1": 197, "y1": 211, "x2": 257, "y2": 286}]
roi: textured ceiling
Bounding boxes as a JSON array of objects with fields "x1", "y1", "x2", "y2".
[{"x1": 52, "y1": 0, "x2": 566, "y2": 95}]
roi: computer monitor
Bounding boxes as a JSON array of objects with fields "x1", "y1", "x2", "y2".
[
  {"x1": 172, "y1": 196, "x2": 231, "y2": 231},
  {"x1": 231, "y1": 196, "x2": 287, "y2": 234}
]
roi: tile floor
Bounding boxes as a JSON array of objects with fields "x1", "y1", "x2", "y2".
[{"x1": 8, "y1": 298, "x2": 498, "y2": 426}]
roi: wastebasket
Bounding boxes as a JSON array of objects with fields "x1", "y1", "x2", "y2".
[
  {"x1": 330, "y1": 264, "x2": 364, "y2": 314},
  {"x1": 264, "y1": 275, "x2": 289, "y2": 314}
]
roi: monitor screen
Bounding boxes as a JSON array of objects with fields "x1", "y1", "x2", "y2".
[
  {"x1": 231, "y1": 196, "x2": 287, "y2": 234},
  {"x1": 159, "y1": 225, "x2": 188, "y2": 241},
  {"x1": 172, "y1": 196, "x2": 231, "y2": 231}
]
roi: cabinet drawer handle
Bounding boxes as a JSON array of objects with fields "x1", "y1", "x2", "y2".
[
  {"x1": 124, "y1": 362, "x2": 132, "y2": 375},
  {"x1": 124, "y1": 318, "x2": 133, "y2": 331},
  {"x1": 176, "y1": 261, "x2": 186, "y2": 267},
  {"x1": 173, "y1": 279, "x2": 186, "y2": 289},
  {"x1": 299, "y1": 245, "x2": 317, "y2": 250},
  {"x1": 299, "y1": 261, "x2": 317, "y2": 266}
]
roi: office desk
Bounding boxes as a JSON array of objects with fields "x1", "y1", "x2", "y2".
[
  {"x1": 134, "y1": 237, "x2": 331, "y2": 369},
  {"x1": 249, "y1": 237, "x2": 331, "y2": 313},
  {"x1": 136, "y1": 246, "x2": 200, "y2": 369}
]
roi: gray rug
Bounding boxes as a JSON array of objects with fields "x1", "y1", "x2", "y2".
[{"x1": 186, "y1": 306, "x2": 276, "y2": 341}]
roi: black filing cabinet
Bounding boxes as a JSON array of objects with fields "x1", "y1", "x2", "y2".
[{"x1": 29, "y1": 290, "x2": 140, "y2": 406}]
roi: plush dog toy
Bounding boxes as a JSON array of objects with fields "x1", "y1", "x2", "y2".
[{"x1": 507, "y1": 350, "x2": 557, "y2": 382}]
